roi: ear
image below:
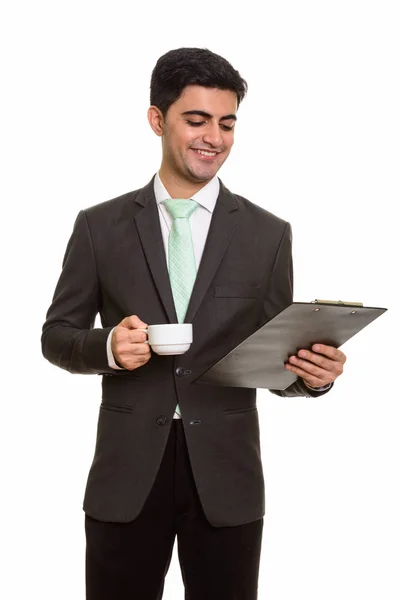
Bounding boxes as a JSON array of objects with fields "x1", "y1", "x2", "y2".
[{"x1": 147, "y1": 105, "x2": 164, "y2": 136}]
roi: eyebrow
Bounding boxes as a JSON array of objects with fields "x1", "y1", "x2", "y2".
[{"x1": 181, "y1": 110, "x2": 237, "y2": 122}]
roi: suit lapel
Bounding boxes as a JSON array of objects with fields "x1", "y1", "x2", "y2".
[
  {"x1": 185, "y1": 180, "x2": 239, "y2": 323},
  {"x1": 133, "y1": 177, "x2": 239, "y2": 325},
  {"x1": 133, "y1": 178, "x2": 178, "y2": 323}
]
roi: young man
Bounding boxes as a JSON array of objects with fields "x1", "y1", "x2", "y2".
[{"x1": 42, "y1": 48, "x2": 346, "y2": 600}]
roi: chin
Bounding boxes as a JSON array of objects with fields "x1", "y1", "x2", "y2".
[
  {"x1": 186, "y1": 164, "x2": 220, "y2": 183},
  {"x1": 191, "y1": 171, "x2": 215, "y2": 183}
]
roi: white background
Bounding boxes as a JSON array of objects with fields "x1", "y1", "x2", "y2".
[{"x1": 1, "y1": 1, "x2": 399, "y2": 598}]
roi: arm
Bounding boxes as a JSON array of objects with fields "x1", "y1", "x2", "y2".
[{"x1": 41, "y1": 210, "x2": 116, "y2": 374}]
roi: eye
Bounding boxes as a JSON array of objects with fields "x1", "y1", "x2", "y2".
[{"x1": 186, "y1": 120, "x2": 234, "y2": 131}]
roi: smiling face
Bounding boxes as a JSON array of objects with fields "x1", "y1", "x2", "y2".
[{"x1": 148, "y1": 85, "x2": 238, "y2": 196}]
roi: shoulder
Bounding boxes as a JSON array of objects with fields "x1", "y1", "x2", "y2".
[
  {"x1": 234, "y1": 192, "x2": 288, "y2": 227},
  {"x1": 83, "y1": 189, "x2": 141, "y2": 220},
  {"x1": 70, "y1": 186, "x2": 148, "y2": 236},
  {"x1": 80, "y1": 176, "x2": 155, "y2": 226},
  {"x1": 219, "y1": 178, "x2": 288, "y2": 229}
]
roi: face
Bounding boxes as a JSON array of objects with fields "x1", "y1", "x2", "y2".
[{"x1": 149, "y1": 85, "x2": 238, "y2": 185}]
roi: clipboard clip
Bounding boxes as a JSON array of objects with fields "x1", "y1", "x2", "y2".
[{"x1": 311, "y1": 299, "x2": 364, "y2": 307}]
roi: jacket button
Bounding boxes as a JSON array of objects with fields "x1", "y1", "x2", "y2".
[
  {"x1": 156, "y1": 415, "x2": 168, "y2": 426},
  {"x1": 175, "y1": 367, "x2": 185, "y2": 376}
]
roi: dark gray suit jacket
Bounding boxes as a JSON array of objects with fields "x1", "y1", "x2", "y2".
[{"x1": 41, "y1": 175, "x2": 330, "y2": 527}]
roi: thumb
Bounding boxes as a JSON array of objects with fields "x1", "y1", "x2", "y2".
[{"x1": 119, "y1": 315, "x2": 148, "y2": 330}]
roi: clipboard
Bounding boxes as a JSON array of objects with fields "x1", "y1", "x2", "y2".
[{"x1": 195, "y1": 300, "x2": 387, "y2": 390}]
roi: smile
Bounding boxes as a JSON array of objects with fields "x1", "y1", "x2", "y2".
[{"x1": 191, "y1": 149, "x2": 219, "y2": 158}]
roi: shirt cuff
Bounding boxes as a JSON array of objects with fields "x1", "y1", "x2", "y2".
[
  {"x1": 106, "y1": 327, "x2": 125, "y2": 370},
  {"x1": 304, "y1": 381, "x2": 332, "y2": 391}
]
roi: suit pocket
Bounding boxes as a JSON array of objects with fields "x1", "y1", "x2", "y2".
[
  {"x1": 223, "y1": 406, "x2": 258, "y2": 415},
  {"x1": 214, "y1": 284, "x2": 262, "y2": 299},
  {"x1": 100, "y1": 403, "x2": 135, "y2": 414}
]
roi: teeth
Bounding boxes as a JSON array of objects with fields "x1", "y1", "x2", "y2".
[{"x1": 194, "y1": 149, "x2": 217, "y2": 157}]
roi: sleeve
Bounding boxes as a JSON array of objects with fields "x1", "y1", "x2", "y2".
[
  {"x1": 41, "y1": 210, "x2": 117, "y2": 375},
  {"x1": 265, "y1": 222, "x2": 333, "y2": 399}
]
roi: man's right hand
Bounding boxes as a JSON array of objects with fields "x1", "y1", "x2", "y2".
[{"x1": 111, "y1": 315, "x2": 151, "y2": 371}]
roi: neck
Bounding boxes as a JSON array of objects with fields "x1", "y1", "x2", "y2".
[{"x1": 158, "y1": 165, "x2": 211, "y2": 199}]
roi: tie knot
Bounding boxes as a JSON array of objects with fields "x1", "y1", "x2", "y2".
[{"x1": 162, "y1": 199, "x2": 198, "y2": 220}]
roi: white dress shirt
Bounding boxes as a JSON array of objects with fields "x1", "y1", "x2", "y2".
[{"x1": 106, "y1": 172, "x2": 220, "y2": 418}]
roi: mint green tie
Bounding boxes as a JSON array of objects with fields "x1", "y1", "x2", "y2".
[
  {"x1": 162, "y1": 199, "x2": 198, "y2": 419},
  {"x1": 162, "y1": 199, "x2": 199, "y2": 324}
]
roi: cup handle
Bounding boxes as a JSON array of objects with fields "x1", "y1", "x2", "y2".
[{"x1": 136, "y1": 327, "x2": 149, "y2": 344}]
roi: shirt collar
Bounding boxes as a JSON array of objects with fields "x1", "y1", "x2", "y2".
[{"x1": 154, "y1": 172, "x2": 220, "y2": 213}]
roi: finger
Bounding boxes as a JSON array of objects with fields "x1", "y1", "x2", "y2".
[
  {"x1": 296, "y1": 349, "x2": 341, "y2": 373},
  {"x1": 285, "y1": 363, "x2": 326, "y2": 387},
  {"x1": 311, "y1": 344, "x2": 347, "y2": 364},
  {"x1": 130, "y1": 344, "x2": 150, "y2": 356},
  {"x1": 125, "y1": 342, "x2": 151, "y2": 355},
  {"x1": 123, "y1": 353, "x2": 151, "y2": 370},
  {"x1": 127, "y1": 329, "x2": 148, "y2": 344},
  {"x1": 120, "y1": 315, "x2": 148, "y2": 330},
  {"x1": 118, "y1": 347, "x2": 151, "y2": 364},
  {"x1": 287, "y1": 355, "x2": 328, "y2": 380},
  {"x1": 113, "y1": 327, "x2": 148, "y2": 345}
]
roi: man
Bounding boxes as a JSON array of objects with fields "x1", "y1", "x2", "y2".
[{"x1": 42, "y1": 48, "x2": 346, "y2": 600}]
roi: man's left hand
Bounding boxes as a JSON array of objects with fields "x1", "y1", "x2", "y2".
[{"x1": 285, "y1": 344, "x2": 346, "y2": 388}]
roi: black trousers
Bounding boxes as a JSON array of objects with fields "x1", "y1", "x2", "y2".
[{"x1": 85, "y1": 419, "x2": 263, "y2": 600}]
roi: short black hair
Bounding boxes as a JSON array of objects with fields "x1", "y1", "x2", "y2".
[{"x1": 150, "y1": 47, "x2": 248, "y2": 117}]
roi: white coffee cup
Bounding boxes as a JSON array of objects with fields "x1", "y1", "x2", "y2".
[{"x1": 137, "y1": 323, "x2": 193, "y2": 355}]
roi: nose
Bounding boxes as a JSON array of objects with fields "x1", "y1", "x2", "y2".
[{"x1": 202, "y1": 121, "x2": 223, "y2": 148}]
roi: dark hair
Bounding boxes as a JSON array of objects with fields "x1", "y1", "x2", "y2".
[{"x1": 150, "y1": 47, "x2": 248, "y2": 117}]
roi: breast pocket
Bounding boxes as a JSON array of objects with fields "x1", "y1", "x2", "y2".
[{"x1": 213, "y1": 284, "x2": 263, "y2": 329}]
